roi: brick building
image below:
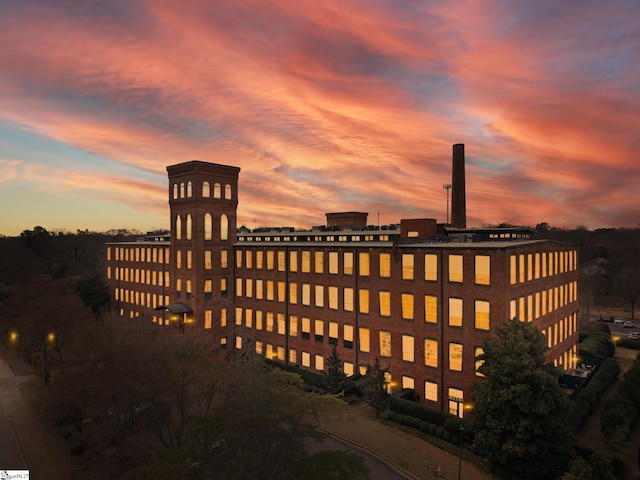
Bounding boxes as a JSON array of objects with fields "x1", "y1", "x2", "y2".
[{"x1": 105, "y1": 147, "x2": 579, "y2": 417}]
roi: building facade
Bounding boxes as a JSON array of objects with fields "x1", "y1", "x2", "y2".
[{"x1": 105, "y1": 155, "x2": 579, "y2": 417}]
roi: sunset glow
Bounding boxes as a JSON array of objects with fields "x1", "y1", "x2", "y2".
[{"x1": 1, "y1": 1, "x2": 638, "y2": 235}]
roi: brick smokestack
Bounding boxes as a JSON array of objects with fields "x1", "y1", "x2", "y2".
[{"x1": 451, "y1": 143, "x2": 466, "y2": 229}]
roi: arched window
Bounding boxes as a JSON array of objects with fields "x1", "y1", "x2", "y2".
[
  {"x1": 175, "y1": 214, "x2": 182, "y2": 240},
  {"x1": 187, "y1": 181, "x2": 193, "y2": 198},
  {"x1": 204, "y1": 213, "x2": 212, "y2": 240},
  {"x1": 186, "y1": 214, "x2": 192, "y2": 240},
  {"x1": 213, "y1": 183, "x2": 221, "y2": 199},
  {"x1": 180, "y1": 182, "x2": 185, "y2": 198},
  {"x1": 202, "y1": 181, "x2": 210, "y2": 198},
  {"x1": 173, "y1": 184, "x2": 178, "y2": 199},
  {"x1": 220, "y1": 214, "x2": 229, "y2": 240},
  {"x1": 224, "y1": 184, "x2": 232, "y2": 199}
]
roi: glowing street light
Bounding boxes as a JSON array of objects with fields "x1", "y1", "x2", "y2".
[{"x1": 9, "y1": 330, "x2": 55, "y2": 387}]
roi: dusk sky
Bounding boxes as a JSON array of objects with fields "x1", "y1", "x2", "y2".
[{"x1": 1, "y1": 1, "x2": 638, "y2": 236}]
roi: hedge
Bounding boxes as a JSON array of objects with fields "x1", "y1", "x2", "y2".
[{"x1": 388, "y1": 395, "x2": 451, "y2": 426}]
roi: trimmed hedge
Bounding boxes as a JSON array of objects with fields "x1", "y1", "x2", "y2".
[
  {"x1": 388, "y1": 395, "x2": 451, "y2": 426},
  {"x1": 572, "y1": 358, "x2": 620, "y2": 431}
]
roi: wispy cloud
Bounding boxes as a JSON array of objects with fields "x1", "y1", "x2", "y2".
[{"x1": 0, "y1": 0, "x2": 638, "y2": 234}]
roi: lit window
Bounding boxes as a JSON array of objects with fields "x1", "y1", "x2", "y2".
[
  {"x1": 204, "y1": 310, "x2": 212, "y2": 329},
  {"x1": 328, "y1": 286, "x2": 338, "y2": 309},
  {"x1": 301, "y1": 283, "x2": 311, "y2": 305},
  {"x1": 289, "y1": 282, "x2": 297, "y2": 304},
  {"x1": 449, "y1": 255, "x2": 463, "y2": 282},
  {"x1": 180, "y1": 182, "x2": 185, "y2": 198},
  {"x1": 510, "y1": 255, "x2": 517, "y2": 284},
  {"x1": 289, "y1": 316, "x2": 298, "y2": 336},
  {"x1": 344, "y1": 362, "x2": 354, "y2": 376},
  {"x1": 246, "y1": 251, "x2": 253, "y2": 269},
  {"x1": 173, "y1": 183, "x2": 178, "y2": 199},
  {"x1": 224, "y1": 184, "x2": 231, "y2": 199},
  {"x1": 359, "y1": 327, "x2": 370, "y2": 353},
  {"x1": 301, "y1": 251, "x2": 311, "y2": 272},
  {"x1": 277, "y1": 281, "x2": 285, "y2": 302},
  {"x1": 186, "y1": 250, "x2": 192, "y2": 269},
  {"x1": 329, "y1": 322, "x2": 338, "y2": 345},
  {"x1": 425, "y1": 295, "x2": 438, "y2": 323},
  {"x1": 359, "y1": 252, "x2": 370, "y2": 276},
  {"x1": 449, "y1": 298, "x2": 463, "y2": 326},
  {"x1": 175, "y1": 215, "x2": 182, "y2": 240},
  {"x1": 344, "y1": 287, "x2": 354, "y2": 312},
  {"x1": 380, "y1": 253, "x2": 391, "y2": 278},
  {"x1": 475, "y1": 255, "x2": 490, "y2": 285},
  {"x1": 204, "y1": 213, "x2": 212, "y2": 240},
  {"x1": 246, "y1": 278, "x2": 253, "y2": 298},
  {"x1": 401, "y1": 294, "x2": 414, "y2": 320},
  {"x1": 315, "y1": 251, "x2": 324, "y2": 273},
  {"x1": 425, "y1": 381, "x2": 438, "y2": 402},
  {"x1": 315, "y1": 285, "x2": 324, "y2": 307},
  {"x1": 277, "y1": 313, "x2": 286, "y2": 335},
  {"x1": 214, "y1": 183, "x2": 221, "y2": 198},
  {"x1": 402, "y1": 335, "x2": 414, "y2": 362},
  {"x1": 266, "y1": 312, "x2": 274, "y2": 332},
  {"x1": 379, "y1": 291, "x2": 391, "y2": 317},
  {"x1": 256, "y1": 251, "x2": 263, "y2": 269},
  {"x1": 474, "y1": 300, "x2": 490, "y2": 330},
  {"x1": 519, "y1": 255, "x2": 525, "y2": 283},
  {"x1": 380, "y1": 331, "x2": 391, "y2": 357},
  {"x1": 359, "y1": 289, "x2": 369, "y2": 314},
  {"x1": 315, "y1": 355, "x2": 324, "y2": 371},
  {"x1": 289, "y1": 349, "x2": 297, "y2": 364},
  {"x1": 289, "y1": 251, "x2": 298, "y2": 272},
  {"x1": 449, "y1": 343, "x2": 463, "y2": 371},
  {"x1": 329, "y1": 252, "x2": 338, "y2": 274},
  {"x1": 344, "y1": 252, "x2": 354, "y2": 275},
  {"x1": 202, "y1": 181, "x2": 210, "y2": 197},
  {"x1": 402, "y1": 254, "x2": 414, "y2": 280},
  {"x1": 301, "y1": 351, "x2": 310, "y2": 367},
  {"x1": 220, "y1": 214, "x2": 228, "y2": 240},
  {"x1": 301, "y1": 317, "x2": 311, "y2": 340},
  {"x1": 425, "y1": 254, "x2": 438, "y2": 281},
  {"x1": 277, "y1": 251, "x2": 286, "y2": 271},
  {"x1": 314, "y1": 319, "x2": 324, "y2": 343},
  {"x1": 204, "y1": 250, "x2": 212, "y2": 269},
  {"x1": 221, "y1": 250, "x2": 228, "y2": 268},
  {"x1": 204, "y1": 279, "x2": 212, "y2": 299},
  {"x1": 186, "y1": 214, "x2": 192, "y2": 240},
  {"x1": 344, "y1": 324, "x2": 354, "y2": 349},
  {"x1": 267, "y1": 251, "x2": 274, "y2": 270},
  {"x1": 424, "y1": 338, "x2": 438, "y2": 367}
]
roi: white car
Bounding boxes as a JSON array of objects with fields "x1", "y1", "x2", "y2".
[
  {"x1": 614, "y1": 318, "x2": 625, "y2": 324},
  {"x1": 624, "y1": 321, "x2": 635, "y2": 328},
  {"x1": 629, "y1": 332, "x2": 640, "y2": 340}
]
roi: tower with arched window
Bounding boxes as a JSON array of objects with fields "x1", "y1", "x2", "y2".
[{"x1": 166, "y1": 161, "x2": 240, "y2": 333}]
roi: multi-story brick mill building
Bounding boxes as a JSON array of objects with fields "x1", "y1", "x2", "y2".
[{"x1": 105, "y1": 145, "x2": 579, "y2": 417}]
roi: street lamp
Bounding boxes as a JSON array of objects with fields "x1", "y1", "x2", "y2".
[
  {"x1": 443, "y1": 184, "x2": 452, "y2": 225},
  {"x1": 9, "y1": 330, "x2": 55, "y2": 387},
  {"x1": 457, "y1": 421, "x2": 464, "y2": 480}
]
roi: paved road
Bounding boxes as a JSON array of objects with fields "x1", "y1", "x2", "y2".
[
  {"x1": 0, "y1": 362, "x2": 28, "y2": 470},
  {"x1": 306, "y1": 433, "x2": 411, "y2": 479}
]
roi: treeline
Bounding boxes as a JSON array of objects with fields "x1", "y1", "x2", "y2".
[{"x1": 0, "y1": 226, "x2": 166, "y2": 284}]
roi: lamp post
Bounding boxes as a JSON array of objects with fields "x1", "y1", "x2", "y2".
[
  {"x1": 9, "y1": 331, "x2": 55, "y2": 387},
  {"x1": 457, "y1": 421, "x2": 464, "y2": 480},
  {"x1": 443, "y1": 184, "x2": 452, "y2": 225}
]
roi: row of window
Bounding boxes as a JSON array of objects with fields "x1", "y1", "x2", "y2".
[
  {"x1": 109, "y1": 267, "x2": 171, "y2": 286},
  {"x1": 108, "y1": 246, "x2": 171, "y2": 264},
  {"x1": 237, "y1": 233, "x2": 393, "y2": 243},
  {"x1": 235, "y1": 250, "x2": 491, "y2": 284},
  {"x1": 175, "y1": 213, "x2": 229, "y2": 241},
  {"x1": 114, "y1": 289, "x2": 170, "y2": 309},
  {"x1": 172, "y1": 181, "x2": 232, "y2": 200},
  {"x1": 509, "y1": 251, "x2": 577, "y2": 284},
  {"x1": 509, "y1": 281, "x2": 578, "y2": 322}
]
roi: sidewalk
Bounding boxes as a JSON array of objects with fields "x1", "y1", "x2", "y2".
[
  {"x1": 316, "y1": 402, "x2": 495, "y2": 480},
  {"x1": 0, "y1": 352, "x2": 67, "y2": 479}
]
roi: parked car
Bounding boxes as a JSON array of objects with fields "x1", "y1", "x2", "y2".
[
  {"x1": 628, "y1": 332, "x2": 640, "y2": 340},
  {"x1": 614, "y1": 317, "x2": 625, "y2": 324},
  {"x1": 623, "y1": 321, "x2": 635, "y2": 328}
]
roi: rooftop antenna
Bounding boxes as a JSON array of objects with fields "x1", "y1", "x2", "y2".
[{"x1": 442, "y1": 184, "x2": 452, "y2": 225}]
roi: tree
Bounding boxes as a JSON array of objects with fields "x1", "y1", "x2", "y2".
[
  {"x1": 326, "y1": 346, "x2": 347, "y2": 394},
  {"x1": 612, "y1": 265, "x2": 640, "y2": 319},
  {"x1": 472, "y1": 319, "x2": 574, "y2": 479},
  {"x1": 357, "y1": 357, "x2": 389, "y2": 415},
  {"x1": 75, "y1": 272, "x2": 111, "y2": 319}
]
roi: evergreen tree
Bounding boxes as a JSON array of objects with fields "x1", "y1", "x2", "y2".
[
  {"x1": 326, "y1": 346, "x2": 347, "y2": 394},
  {"x1": 472, "y1": 319, "x2": 574, "y2": 479},
  {"x1": 358, "y1": 357, "x2": 389, "y2": 415}
]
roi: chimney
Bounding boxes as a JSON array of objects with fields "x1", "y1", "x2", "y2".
[{"x1": 451, "y1": 143, "x2": 466, "y2": 229}]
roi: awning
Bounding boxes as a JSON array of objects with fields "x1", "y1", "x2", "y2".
[{"x1": 154, "y1": 303, "x2": 193, "y2": 314}]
